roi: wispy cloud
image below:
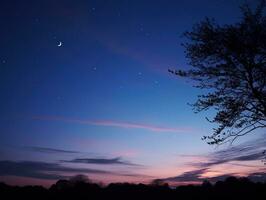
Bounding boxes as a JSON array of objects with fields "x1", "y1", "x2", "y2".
[
  {"x1": 0, "y1": 160, "x2": 109, "y2": 180},
  {"x1": 61, "y1": 157, "x2": 140, "y2": 166},
  {"x1": 161, "y1": 168, "x2": 210, "y2": 183},
  {"x1": 160, "y1": 136, "x2": 266, "y2": 184},
  {"x1": 33, "y1": 116, "x2": 193, "y2": 133},
  {"x1": 0, "y1": 160, "x2": 148, "y2": 181},
  {"x1": 192, "y1": 136, "x2": 266, "y2": 168},
  {"x1": 24, "y1": 146, "x2": 80, "y2": 154},
  {"x1": 158, "y1": 169, "x2": 266, "y2": 184}
]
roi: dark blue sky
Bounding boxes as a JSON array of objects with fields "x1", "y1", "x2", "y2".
[{"x1": 0, "y1": 0, "x2": 264, "y2": 186}]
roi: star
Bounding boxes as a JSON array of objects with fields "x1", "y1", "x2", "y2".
[{"x1": 89, "y1": 7, "x2": 96, "y2": 13}]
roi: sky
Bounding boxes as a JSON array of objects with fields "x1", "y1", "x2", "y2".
[{"x1": 0, "y1": 0, "x2": 265, "y2": 187}]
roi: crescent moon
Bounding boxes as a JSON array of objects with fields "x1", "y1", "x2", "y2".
[{"x1": 57, "y1": 41, "x2": 62, "y2": 47}]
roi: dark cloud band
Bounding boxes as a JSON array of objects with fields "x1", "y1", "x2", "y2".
[
  {"x1": 61, "y1": 157, "x2": 139, "y2": 166},
  {"x1": 0, "y1": 160, "x2": 108, "y2": 180},
  {"x1": 24, "y1": 146, "x2": 80, "y2": 154}
]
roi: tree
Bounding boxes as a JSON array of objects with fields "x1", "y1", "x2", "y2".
[
  {"x1": 69, "y1": 174, "x2": 91, "y2": 184},
  {"x1": 169, "y1": 0, "x2": 266, "y2": 145}
]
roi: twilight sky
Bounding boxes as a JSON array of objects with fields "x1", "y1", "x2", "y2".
[{"x1": 0, "y1": 0, "x2": 265, "y2": 187}]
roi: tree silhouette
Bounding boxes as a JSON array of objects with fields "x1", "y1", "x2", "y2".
[
  {"x1": 1, "y1": 176, "x2": 266, "y2": 200},
  {"x1": 170, "y1": 0, "x2": 266, "y2": 145}
]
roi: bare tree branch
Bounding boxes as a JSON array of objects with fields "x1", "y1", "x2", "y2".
[{"x1": 171, "y1": 0, "x2": 266, "y2": 145}]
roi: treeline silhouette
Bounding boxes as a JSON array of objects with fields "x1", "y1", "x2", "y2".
[{"x1": 0, "y1": 176, "x2": 265, "y2": 200}]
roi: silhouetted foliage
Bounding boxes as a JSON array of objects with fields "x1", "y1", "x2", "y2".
[
  {"x1": 169, "y1": 0, "x2": 266, "y2": 145},
  {"x1": 69, "y1": 174, "x2": 91, "y2": 184},
  {"x1": 0, "y1": 176, "x2": 265, "y2": 200}
]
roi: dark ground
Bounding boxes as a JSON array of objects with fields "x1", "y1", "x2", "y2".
[{"x1": 0, "y1": 176, "x2": 266, "y2": 200}]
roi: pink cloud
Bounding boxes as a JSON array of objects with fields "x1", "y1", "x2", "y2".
[{"x1": 33, "y1": 116, "x2": 193, "y2": 133}]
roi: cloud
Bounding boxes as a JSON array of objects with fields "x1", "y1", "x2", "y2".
[
  {"x1": 193, "y1": 136, "x2": 266, "y2": 168},
  {"x1": 61, "y1": 157, "x2": 140, "y2": 166},
  {"x1": 157, "y1": 168, "x2": 266, "y2": 183},
  {"x1": 24, "y1": 146, "x2": 80, "y2": 154},
  {"x1": 160, "y1": 168, "x2": 233, "y2": 183},
  {"x1": 162, "y1": 168, "x2": 209, "y2": 183},
  {"x1": 0, "y1": 160, "x2": 109, "y2": 180},
  {"x1": 160, "y1": 169, "x2": 266, "y2": 184},
  {"x1": 33, "y1": 116, "x2": 192, "y2": 133},
  {"x1": 160, "y1": 136, "x2": 266, "y2": 184}
]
